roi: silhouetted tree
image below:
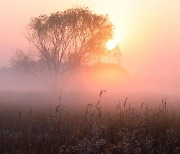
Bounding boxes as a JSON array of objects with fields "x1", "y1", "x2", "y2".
[{"x1": 11, "y1": 7, "x2": 121, "y2": 92}]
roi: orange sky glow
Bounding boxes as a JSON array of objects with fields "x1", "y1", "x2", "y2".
[{"x1": 0, "y1": 0, "x2": 180, "y2": 80}]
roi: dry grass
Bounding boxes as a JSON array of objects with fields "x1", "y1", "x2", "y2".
[{"x1": 0, "y1": 91, "x2": 179, "y2": 153}]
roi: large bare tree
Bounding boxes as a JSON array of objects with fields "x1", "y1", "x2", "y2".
[{"x1": 11, "y1": 7, "x2": 121, "y2": 91}]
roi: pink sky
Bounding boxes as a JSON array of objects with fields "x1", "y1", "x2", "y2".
[{"x1": 0, "y1": 0, "x2": 180, "y2": 80}]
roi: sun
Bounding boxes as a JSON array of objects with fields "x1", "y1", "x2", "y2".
[{"x1": 106, "y1": 39, "x2": 117, "y2": 50}]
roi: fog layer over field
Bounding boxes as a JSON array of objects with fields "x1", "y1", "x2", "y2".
[{"x1": 0, "y1": 65, "x2": 179, "y2": 111}]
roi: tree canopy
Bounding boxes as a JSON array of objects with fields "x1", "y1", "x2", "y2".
[{"x1": 11, "y1": 7, "x2": 121, "y2": 91}]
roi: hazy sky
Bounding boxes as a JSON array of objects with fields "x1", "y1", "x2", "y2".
[{"x1": 0, "y1": 0, "x2": 180, "y2": 79}]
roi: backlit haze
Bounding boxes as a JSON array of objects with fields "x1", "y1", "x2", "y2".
[
  {"x1": 0, "y1": 0, "x2": 180, "y2": 104},
  {"x1": 0, "y1": 2, "x2": 179, "y2": 151}
]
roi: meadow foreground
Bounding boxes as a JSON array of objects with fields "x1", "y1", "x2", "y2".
[{"x1": 0, "y1": 91, "x2": 179, "y2": 154}]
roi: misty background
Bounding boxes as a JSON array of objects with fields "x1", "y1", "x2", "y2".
[{"x1": 0, "y1": 0, "x2": 180, "y2": 109}]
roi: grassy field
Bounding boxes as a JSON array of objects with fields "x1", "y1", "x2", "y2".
[{"x1": 0, "y1": 91, "x2": 179, "y2": 153}]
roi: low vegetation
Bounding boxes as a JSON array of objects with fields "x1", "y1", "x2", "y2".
[{"x1": 0, "y1": 91, "x2": 179, "y2": 153}]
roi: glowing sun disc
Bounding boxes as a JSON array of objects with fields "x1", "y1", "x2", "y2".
[{"x1": 106, "y1": 39, "x2": 117, "y2": 50}]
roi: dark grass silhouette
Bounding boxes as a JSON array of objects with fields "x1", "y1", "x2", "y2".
[{"x1": 0, "y1": 91, "x2": 179, "y2": 153}]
